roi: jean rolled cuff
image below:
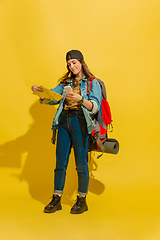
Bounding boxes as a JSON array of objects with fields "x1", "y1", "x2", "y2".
[
  {"x1": 39, "y1": 98, "x2": 51, "y2": 104},
  {"x1": 88, "y1": 100, "x2": 98, "y2": 114},
  {"x1": 54, "y1": 190, "x2": 63, "y2": 194},
  {"x1": 77, "y1": 190, "x2": 88, "y2": 196}
]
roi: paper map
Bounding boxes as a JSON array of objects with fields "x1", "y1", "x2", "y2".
[{"x1": 33, "y1": 86, "x2": 63, "y2": 101}]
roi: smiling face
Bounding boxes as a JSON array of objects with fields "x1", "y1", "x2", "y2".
[{"x1": 67, "y1": 59, "x2": 83, "y2": 78}]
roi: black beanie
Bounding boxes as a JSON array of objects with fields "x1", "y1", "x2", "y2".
[{"x1": 66, "y1": 50, "x2": 84, "y2": 62}]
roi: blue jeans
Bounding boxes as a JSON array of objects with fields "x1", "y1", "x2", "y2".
[{"x1": 54, "y1": 110, "x2": 90, "y2": 195}]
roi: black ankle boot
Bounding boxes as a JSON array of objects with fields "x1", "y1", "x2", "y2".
[
  {"x1": 44, "y1": 194, "x2": 62, "y2": 213},
  {"x1": 70, "y1": 196, "x2": 88, "y2": 214}
]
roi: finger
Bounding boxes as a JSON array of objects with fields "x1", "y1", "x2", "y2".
[
  {"x1": 35, "y1": 87, "x2": 43, "y2": 92},
  {"x1": 66, "y1": 93, "x2": 73, "y2": 97},
  {"x1": 66, "y1": 95, "x2": 72, "y2": 99},
  {"x1": 38, "y1": 87, "x2": 43, "y2": 92},
  {"x1": 68, "y1": 91, "x2": 74, "y2": 95}
]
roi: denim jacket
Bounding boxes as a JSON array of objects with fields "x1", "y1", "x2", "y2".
[{"x1": 40, "y1": 76, "x2": 102, "y2": 134}]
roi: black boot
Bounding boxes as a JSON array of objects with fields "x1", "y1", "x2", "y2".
[
  {"x1": 70, "y1": 196, "x2": 88, "y2": 214},
  {"x1": 44, "y1": 194, "x2": 62, "y2": 213}
]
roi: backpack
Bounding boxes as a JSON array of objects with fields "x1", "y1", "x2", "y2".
[
  {"x1": 87, "y1": 77, "x2": 113, "y2": 157},
  {"x1": 51, "y1": 77, "x2": 119, "y2": 157}
]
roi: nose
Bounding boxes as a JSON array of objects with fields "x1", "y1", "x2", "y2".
[
  {"x1": 70, "y1": 63, "x2": 75, "y2": 71},
  {"x1": 70, "y1": 63, "x2": 74, "y2": 69}
]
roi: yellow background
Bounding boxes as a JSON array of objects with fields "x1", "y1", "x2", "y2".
[{"x1": 0, "y1": 0, "x2": 160, "y2": 239}]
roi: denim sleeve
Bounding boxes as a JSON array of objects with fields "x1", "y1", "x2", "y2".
[
  {"x1": 88, "y1": 78, "x2": 102, "y2": 114},
  {"x1": 40, "y1": 83, "x2": 64, "y2": 105}
]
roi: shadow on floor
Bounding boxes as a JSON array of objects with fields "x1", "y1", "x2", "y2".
[{"x1": 0, "y1": 101, "x2": 105, "y2": 206}]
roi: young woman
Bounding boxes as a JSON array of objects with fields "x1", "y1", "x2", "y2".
[{"x1": 31, "y1": 50, "x2": 102, "y2": 214}]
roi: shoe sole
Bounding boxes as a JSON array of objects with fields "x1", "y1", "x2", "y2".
[
  {"x1": 44, "y1": 205, "x2": 62, "y2": 213},
  {"x1": 70, "y1": 207, "x2": 88, "y2": 214}
]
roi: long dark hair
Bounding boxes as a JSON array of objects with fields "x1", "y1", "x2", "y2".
[{"x1": 58, "y1": 59, "x2": 94, "y2": 85}]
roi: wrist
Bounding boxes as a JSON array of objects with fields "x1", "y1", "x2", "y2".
[{"x1": 78, "y1": 96, "x2": 84, "y2": 104}]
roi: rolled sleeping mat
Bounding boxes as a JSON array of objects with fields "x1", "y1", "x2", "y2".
[{"x1": 97, "y1": 138, "x2": 119, "y2": 154}]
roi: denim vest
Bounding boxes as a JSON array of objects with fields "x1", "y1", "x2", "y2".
[{"x1": 41, "y1": 76, "x2": 102, "y2": 134}]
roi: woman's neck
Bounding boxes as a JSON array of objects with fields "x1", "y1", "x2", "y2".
[{"x1": 75, "y1": 71, "x2": 84, "y2": 79}]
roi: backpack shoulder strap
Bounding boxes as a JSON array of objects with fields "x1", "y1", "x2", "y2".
[
  {"x1": 94, "y1": 78, "x2": 107, "y2": 100},
  {"x1": 87, "y1": 76, "x2": 95, "y2": 96},
  {"x1": 87, "y1": 77, "x2": 107, "y2": 101}
]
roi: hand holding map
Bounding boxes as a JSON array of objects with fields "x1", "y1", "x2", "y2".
[{"x1": 33, "y1": 86, "x2": 63, "y2": 101}]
